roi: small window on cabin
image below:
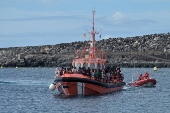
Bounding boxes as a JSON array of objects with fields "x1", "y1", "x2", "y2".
[
  {"x1": 97, "y1": 63, "x2": 100, "y2": 69},
  {"x1": 94, "y1": 63, "x2": 100, "y2": 69},
  {"x1": 90, "y1": 63, "x2": 95, "y2": 69},
  {"x1": 83, "y1": 63, "x2": 88, "y2": 69},
  {"x1": 76, "y1": 63, "x2": 81, "y2": 69}
]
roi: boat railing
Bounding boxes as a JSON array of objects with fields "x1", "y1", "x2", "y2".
[
  {"x1": 75, "y1": 50, "x2": 107, "y2": 59},
  {"x1": 65, "y1": 71, "x2": 80, "y2": 74},
  {"x1": 58, "y1": 69, "x2": 124, "y2": 83}
]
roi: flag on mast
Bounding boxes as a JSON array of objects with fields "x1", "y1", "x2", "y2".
[{"x1": 84, "y1": 34, "x2": 86, "y2": 37}]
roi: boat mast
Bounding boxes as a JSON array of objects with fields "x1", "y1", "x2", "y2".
[{"x1": 90, "y1": 10, "x2": 97, "y2": 58}]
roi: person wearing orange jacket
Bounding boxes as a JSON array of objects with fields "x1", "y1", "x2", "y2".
[
  {"x1": 144, "y1": 72, "x2": 150, "y2": 79},
  {"x1": 138, "y1": 73, "x2": 144, "y2": 81}
]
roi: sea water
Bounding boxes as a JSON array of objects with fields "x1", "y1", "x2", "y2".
[{"x1": 0, "y1": 67, "x2": 170, "y2": 113}]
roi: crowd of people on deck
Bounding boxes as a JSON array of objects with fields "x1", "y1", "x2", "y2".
[
  {"x1": 55, "y1": 66, "x2": 124, "y2": 83},
  {"x1": 138, "y1": 72, "x2": 150, "y2": 81}
]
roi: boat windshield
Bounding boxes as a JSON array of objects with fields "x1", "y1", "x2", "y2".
[{"x1": 73, "y1": 62, "x2": 106, "y2": 70}]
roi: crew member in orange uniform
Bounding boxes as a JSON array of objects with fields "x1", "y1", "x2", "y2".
[
  {"x1": 144, "y1": 72, "x2": 150, "y2": 79},
  {"x1": 138, "y1": 73, "x2": 144, "y2": 81}
]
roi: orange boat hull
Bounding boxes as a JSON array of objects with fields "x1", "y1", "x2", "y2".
[
  {"x1": 57, "y1": 82, "x2": 124, "y2": 95},
  {"x1": 53, "y1": 74, "x2": 125, "y2": 96}
]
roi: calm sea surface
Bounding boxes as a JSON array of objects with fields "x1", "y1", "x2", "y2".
[{"x1": 0, "y1": 67, "x2": 170, "y2": 113}]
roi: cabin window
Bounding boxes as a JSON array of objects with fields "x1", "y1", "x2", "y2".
[
  {"x1": 88, "y1": 63, "x2": 90, "y2": 68},
  {"x1": 97, "y1": 63, "x2": 100, "y2": 69},
  {"x1": 100, "y1": 63, "x2": 103, "y2": 69},
  {"x1": 75, "y1": 63, "x2": 81, "y2": 69},
  {"x1": 95, "y1": 63, "x2": 100, "y2": 69},
  {"x1": 83, "y1": 63, "x2": 88, "y2": 69},
  {"x1": 90, "y1": 63, "x2": 95, "y2": 69}
]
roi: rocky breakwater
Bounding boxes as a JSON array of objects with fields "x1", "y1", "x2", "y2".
[
  {"x1": 96, "y1": 32, "x2": 170, "y2": 67},
  {"x1": 0, "y1": 32, "x2": 170, "y2": 67},
  {"x1": 0, "y1": 41, "x2": 85, "y2": 67}
]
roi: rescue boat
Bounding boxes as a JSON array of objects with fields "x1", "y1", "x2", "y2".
[
  {"x1": 128, "y1": 72, "x2": 157, "y2": 87},
  {"x1": 128, "y1": 78, "x2": 156, "y2": 87},
  {"x1": 49, "y1": 10, "x2": 126, "y2": 96}
]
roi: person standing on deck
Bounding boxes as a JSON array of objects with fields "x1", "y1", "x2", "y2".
[
  {"x1": 144, "y1": 72, "x2": 150, "y2": 79},
  {"x1": 95, "y1": 69, "x2": 99, "y2": 80},
  {"x1": 107, "y1": 72, "x2": 110, "y2": 84},
  {"x1": 55, "y1": 67, "x2": 60, "y2": 78},
  {"x1": 72, "y1": 67, "x2": 77, "y2": 73},
  {"x1": 79, "y1": 67, "x2": 83, "y2": 74},
  {"x1": 86, "y1": 67, "x2": 91, "y2": 78},
  {"x1": 101, "y1": 70, "x2": 104, "y2": 82},
  {"x1": 60, "y1": 67, "x2": 65, "y2": 75},
  {"x1": 138, "y1": 73, "x2": 144, "y2": 81},
  {"x1": 91, "y1": 69, "x2": 95, "y2": 79},
  {"x1": 98, "y1": 69, "x2": 102, "y2": 81}
]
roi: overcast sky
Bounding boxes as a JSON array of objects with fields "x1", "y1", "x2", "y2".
[{"x1": 0, "y1": 0, "x2": 170, "y2": 48}]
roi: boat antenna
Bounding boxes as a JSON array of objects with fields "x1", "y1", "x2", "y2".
[{"x1": 89, "y1": 10, "x2": 99, "y2": 58}]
